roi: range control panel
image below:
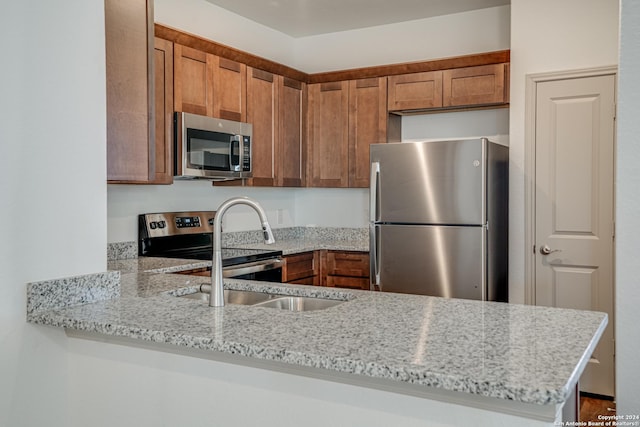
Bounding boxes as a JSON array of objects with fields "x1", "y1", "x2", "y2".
[{"x1": 140, "y1": 211, "x2": 216, "y2": 238}]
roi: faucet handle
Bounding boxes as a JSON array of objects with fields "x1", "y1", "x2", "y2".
[{"x1": 262, "y1": 221, "x2": 275, "y2": 244}]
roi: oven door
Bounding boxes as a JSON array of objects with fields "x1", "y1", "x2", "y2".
[{"x1": 224, "y1": 258, "x2": 283, "y2": 282}]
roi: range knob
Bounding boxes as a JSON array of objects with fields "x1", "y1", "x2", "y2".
[
  {"x1": 157, "y1": 221, "x2": 166, "y2": 229},
  {"x1": 149, "y1": 221, "x2": 158, "y2": 230}
]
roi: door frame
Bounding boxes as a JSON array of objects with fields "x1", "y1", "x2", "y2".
[{"x1": 523, "y1": 65, "x2": 618, "y2": 305}]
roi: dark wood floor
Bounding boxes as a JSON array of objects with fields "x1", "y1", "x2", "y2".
[{"x1": 580, "y1": 394, "x2": 616, "y2": 422}]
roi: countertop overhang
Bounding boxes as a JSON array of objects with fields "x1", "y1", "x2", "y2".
[{"x1": 27, "y1": 234, "x2": 607, "y2": 421}]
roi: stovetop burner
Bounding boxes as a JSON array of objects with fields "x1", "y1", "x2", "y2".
[{"x1": 154, "y1": 246, "x2": 283, "y2": 267}]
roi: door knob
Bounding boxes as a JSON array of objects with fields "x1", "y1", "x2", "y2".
[{"x1": 539, "y1": 245, "x2": 561, "y2": 255}]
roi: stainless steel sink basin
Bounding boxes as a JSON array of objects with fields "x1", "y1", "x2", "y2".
[
  {"x1": 253, "y1": 296, "x2": 343, "y2": 311},
  {"x1": 178, "y1": 286, "x2": 344, "y2": 311},
  {"x1": 180, "y1": 289, "x2": 274, "y2": 305}
]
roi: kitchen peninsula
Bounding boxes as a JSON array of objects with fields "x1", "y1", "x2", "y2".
[{"x1": 27, "y1": 234, "x2": 606, "y2": 426}]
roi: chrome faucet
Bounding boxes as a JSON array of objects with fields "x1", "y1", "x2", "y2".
[{"x1": 210, "y1": 197, "x2": 275, "y2": 307}]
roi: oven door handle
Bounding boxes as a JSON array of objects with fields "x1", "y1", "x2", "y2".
[{"x1": 222, "y1": 258, "x2": 283, "y2": 278}]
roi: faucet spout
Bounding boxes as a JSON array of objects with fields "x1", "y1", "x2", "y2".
[{"x1": 210, "y1": 197, "x2": 275, "y2": 307}]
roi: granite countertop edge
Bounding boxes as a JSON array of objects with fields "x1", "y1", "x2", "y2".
[
  {"x1": 28, "y1": 235, "x2": 608, "y2": 409},
  {"x1": 27, "y1": 294, "x2": 607, "y2": 406}
]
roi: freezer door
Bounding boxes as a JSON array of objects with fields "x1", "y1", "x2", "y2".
[
  {"x1": 370, "y1": 224, "x2": 485, "y2": 300},
  {"x1": 370, "y1": 139, "x2": 485, "y2": 225}
]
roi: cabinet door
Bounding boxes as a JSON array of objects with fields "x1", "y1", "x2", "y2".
[
  {"x1": 173, "y1": 44, "x2": 214, "y2": 116},
  {"x1": 246, "y1": 67, "x2": 278, "y2": 186},
  {"x1": 443, "y1": 64, "x2": 506, "y2": 107},
  {"x1": 348, "y1": 78, "x2": 387, "y2": 188},
  {"x1": 326, "y1": 251, "x2": 370, "y2": 290},
  {"x1": 213, "y1": 57, "x2": 247, "y2": 122},
  {"x1": 282, "y1": 252, "x2": 318, "y2": 283},
  {"x1": 105, "y1": 0, "x2": 154, "y2": 182},
  {"x1": 278, "y1": 77, "x2": 306, "y2": 187},
  {"x1": 308, "y1": 81, "x2": 349, "y2": 187},
  {"x1": 387, "y1": 71, "x2": 443, "y2": 111},
  {"x1": 152, "y1": 37, "x2": 174, "y2": 184}
]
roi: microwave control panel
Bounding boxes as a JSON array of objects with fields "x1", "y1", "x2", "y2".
[{"x1": 242, "y1": 137, "x2": 251, "y2": 172}]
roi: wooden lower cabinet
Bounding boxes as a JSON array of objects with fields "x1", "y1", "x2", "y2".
[
  {"x1": 281, "y1": 251, "x2": 320, "y2": 286},
  {"x1": 325, "y1": 250, "x2": 370, "y2": 290},
  {"x1": 282, "y1": 250, "x2": 370, "y2": 290}
]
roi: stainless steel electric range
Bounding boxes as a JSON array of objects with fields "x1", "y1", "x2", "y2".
[{"x1": 138, "y1": 211, "x2": 283, "y2": 281}]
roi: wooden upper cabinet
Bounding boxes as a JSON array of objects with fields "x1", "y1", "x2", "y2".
[
  {"x1": 246, "y1": 67, "x2": 278, "y2": 186},
  {"x1": 244, "y1": 70, "x2": 305, "y2": 188},
  {"x1": 308, "y1": 78, "x2": 387, "y2": 188},
  {"x1": 348, "y1": 77, "x2": 387, "y2": 188},
  {"x1": 443, "y1": 63, "x2": 507, "y2": 107},
  {"x1": 173, "y1": 44, "x2": 214, "y2": 116},
  {"x1": 278, "y1": 77, "x2": 306, "y2": 187},
  {"x1": 174, "y1": 45, "x2": 246, "y2": 121},
  {"x1": 213, "y1": 57, "x2": 247, "y2": 122},
  {"x1": 308, "y1": 81, "x2": 350, "y2": 188},
  {"x1": 387, "y1": 64, "x2": 508, "y2": 112},
  {"x1": 105, "y1": 0, "x2": 154, "y2": 182},
  {"x1": 152, "y1": 37, "x2": 174, "y2": 184},
  {"x1": 388, "y1": 71, "x2": 443, "y2": 111}
]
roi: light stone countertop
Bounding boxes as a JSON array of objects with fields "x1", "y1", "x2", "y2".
[{"x1": 27, "y1": 252, "x2": 607, "y2": 409}]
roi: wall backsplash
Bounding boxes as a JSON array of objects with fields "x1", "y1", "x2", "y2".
[{"x1": 107, "y1": 183, "x2": 369, "y2": 243}]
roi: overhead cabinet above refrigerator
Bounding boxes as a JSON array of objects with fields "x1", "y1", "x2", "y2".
[{"x1": 369, "y1": 138, "x2": 508, "y2": 302}]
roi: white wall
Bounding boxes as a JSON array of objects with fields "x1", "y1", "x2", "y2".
[
  {"x1": 0, "y1": 0, "x2": 107, "y2": 425},
  {"x1": 154, "y1": 0, "x2": 296, "y2": 67},
  {"x1": 108, "y1": 183, "x2": 299, "y2": 241},
  {"x1": 107, "y1": 2, "x2": 511, "y2": 243},
  {"x1": 65, "y1": 336, "x2": 556, "y2": 427},
  {"x1": 615, "y1": 0, "x2": 640, "y2": 414},
  {"x1": 508, "y1": 0, "x2": 619, "y2": 304},
  {"x1": 292, "y1": 6, "x2": 510, "y2": 73},
  {"x1": 401, "y1": 108, "x2": 510, "y2": 145}
]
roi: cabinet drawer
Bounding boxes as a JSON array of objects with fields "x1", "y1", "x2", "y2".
[
  {"x1": 326, "y1": 275, "x2": 370, "y2": 290},
  {"x1": 282, "y1": 251, "x2": 317, "y2": 282},
  {"x1": 325, "y1": 251, "x2": 369, "y2": 278}
]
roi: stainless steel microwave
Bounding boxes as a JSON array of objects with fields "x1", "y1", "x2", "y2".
[{"x1": 174, "y1": 112, "x2": 252, "y2": 180}]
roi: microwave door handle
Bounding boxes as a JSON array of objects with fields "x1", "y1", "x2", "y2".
[{"x1": 230, "y1": 135, "x2": 241, "y2": 171}]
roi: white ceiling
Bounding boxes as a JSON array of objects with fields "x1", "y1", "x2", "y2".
[{"x1": 204, "y1": 0, "x2": 511, "y2": 37}]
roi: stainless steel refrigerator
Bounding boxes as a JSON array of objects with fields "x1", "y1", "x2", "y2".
[{"x1": 369, "y1": 138, "x2": 508, "y2": 301}]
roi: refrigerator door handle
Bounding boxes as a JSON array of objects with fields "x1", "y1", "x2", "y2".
[
  {"x1": 369, "y1": 224, "x2": 381, "y2": 291},
  {"x1": 370, "y1": 161, "x2": 380, "y2": 222}
]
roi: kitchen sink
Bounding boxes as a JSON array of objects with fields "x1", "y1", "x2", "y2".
[
  {"x1": 178, "y1": 287, "x2": 344, "y2": 311},
  {"x1": 253, "y1": 296, "x2": 343, "y2": 312},
  {"x1": 180, "y1": 289, "x2": 274, "y2": 305}
]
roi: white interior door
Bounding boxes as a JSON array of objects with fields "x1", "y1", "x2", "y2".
[{"x1": 534, "y1": 74, "x2": 616, "y2": 397}]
